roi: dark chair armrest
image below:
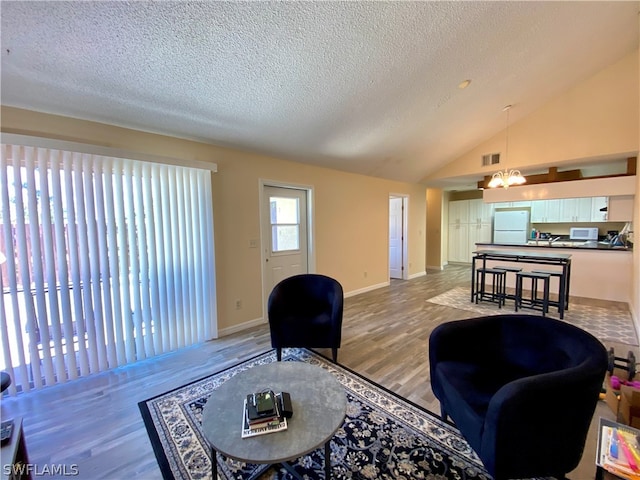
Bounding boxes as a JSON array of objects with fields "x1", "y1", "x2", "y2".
[{"x1": 481, "y1": 367, "x2": 604, "y2": 476}]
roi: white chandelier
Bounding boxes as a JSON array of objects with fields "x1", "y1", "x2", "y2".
[
  {"x1": 488, "y1": 169, "x2": 526, "y2": 189},
  {"x1": 489, "y1": 105, "x2": 526, "y2": 189}
]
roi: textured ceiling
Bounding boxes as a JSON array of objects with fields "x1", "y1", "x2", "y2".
[{"x1": 1, "y1": 1, "x2": 638, "y2": 185}]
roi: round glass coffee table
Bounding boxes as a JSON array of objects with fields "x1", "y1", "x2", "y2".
[{"x1": 201, "y1": 361, "x2": 347, "y2": 479}]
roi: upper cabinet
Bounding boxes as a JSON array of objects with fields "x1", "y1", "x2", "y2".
[
  {"x1": 517, "y1": 196, "x2": 631, "y2": 223},
  {"x1": 591, "y1": 197, "x2": 609, "y2": 222},
  {"x1": 530, "y1": 199, "x2": 561, "y2": 222},
  {"x1": 448, "y1": 199, "x2": 470, "y2": 224},
  {"x1": 468, "y1": 199, "x2": 493, "y2": 224},
  {"x1": 560, "y1": 198, "x2": 594, "y2": 222},
  {"x1": 494, "y1": 201, "x2": 531, "y2": 210}
]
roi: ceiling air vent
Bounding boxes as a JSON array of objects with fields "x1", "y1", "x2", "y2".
[{"x1": 482, "y1": 153, "x2": 500, "y2": 166}]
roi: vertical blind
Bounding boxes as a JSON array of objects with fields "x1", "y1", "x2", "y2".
[{"x1": 0, "y1": 143, "x2": 217, "y2": 394}]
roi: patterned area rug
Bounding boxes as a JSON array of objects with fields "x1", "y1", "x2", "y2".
[
  {"x1": 427, "y1": 286, "x2": 637, "y2": 346},
  {"x1": 139, "y1": 348, "x2": 491, "y2": 480}
]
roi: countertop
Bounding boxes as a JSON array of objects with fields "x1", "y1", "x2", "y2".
[{"x1": 476, "y1": 240, "x2": 633, "y2": 251}]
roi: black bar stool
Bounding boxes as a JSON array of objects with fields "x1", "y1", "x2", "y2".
[
  {"x1": 493, "y1": 266, "x2": 522, "y2": 304},
  {"x1": 532, "y1": 269, "x2": 566, "y2": 319},
  {"x1": 475, "y1": 268, "x2": 506, "y2": 308},
  {"x1": 515, "y1": 271, "x2": 551, "y2": 316}
]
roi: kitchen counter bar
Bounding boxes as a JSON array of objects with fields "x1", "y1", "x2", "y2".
[
  {"x1": 472, "y1": 249, "x2": 572, "y2": 318},
  {"x1": 476, "y1": 241, "x2": 632, "y2": 251}
]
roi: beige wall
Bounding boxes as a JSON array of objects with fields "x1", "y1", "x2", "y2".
[
  {"x1": 1, "y1": 106, "x2": 427, "y2": 334},
  {"x1": 425, "y1": 188, "x2": 443, "y2": 269}
]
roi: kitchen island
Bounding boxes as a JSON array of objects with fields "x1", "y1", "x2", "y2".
[{"x1": 475, "y1": 242, "x2": 633, "y2": 303}]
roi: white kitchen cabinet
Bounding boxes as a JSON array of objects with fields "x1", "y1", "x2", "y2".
[
  {"x1": 448, "y1": 199, "x2": 491, "y2": 263},
  {"x1": 468, "y1": 199, "x2": 493, "y2": 224},
  {"x1": 530, "y1": 201, "x2": 545, "y2": 222},
  {"x1": 560, "y1": 198, "x2": 593, "y2": 222},
  {"x1": 448, "y1": 200, "x2": 469, "y2": 225},
  {"x1": 493, "y1": 201, "x2": 531, "y2": 209},
  {"x1": 468, "y1": 222, "x2": 492, "y2": 249},
  {"x1": 448, "y1": 223, "x2": 470, "y2": 262},
  {"x1": 591, "y1": 197, "x2": 608, "y2": 221},
  {"x1": 531, "y1": 199, "x2": 561, "y2": 222}
]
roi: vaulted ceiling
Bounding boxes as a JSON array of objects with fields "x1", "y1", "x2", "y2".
[{"x1": 1, "y1": 1, "x2": 638, "y2": 186}]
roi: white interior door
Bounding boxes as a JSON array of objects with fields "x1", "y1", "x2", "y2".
[
  {"x1": 389, "y1": 196, "x2": 404, "y2": 279},
  {"x1": 262, "y1": 186, "x2": 309, "y2": 297}
]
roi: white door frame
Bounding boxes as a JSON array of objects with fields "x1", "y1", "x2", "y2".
[
  {"x1": 389, "y1": 194, "x2": 409, "y2": 280},
  {"x1": 259, "y1": 179, "x2": 315, "y2": 319}
]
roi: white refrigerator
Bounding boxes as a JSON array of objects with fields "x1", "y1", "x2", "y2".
[{"x1": 493, "y1": 210, "x2": 529, "y2": 245}]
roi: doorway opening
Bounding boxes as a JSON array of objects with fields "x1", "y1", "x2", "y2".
[{"x1": 389, "y1": 195, "x2": 408, "y2": 280}]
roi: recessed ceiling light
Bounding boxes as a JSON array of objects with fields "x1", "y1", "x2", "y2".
[{"x1": 458, "y1": 79, "x2": 471, "y2": 89}]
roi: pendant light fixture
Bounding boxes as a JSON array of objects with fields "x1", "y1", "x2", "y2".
[{"x1": 488, "y1": 105, "x2": 526, "y2": 189}]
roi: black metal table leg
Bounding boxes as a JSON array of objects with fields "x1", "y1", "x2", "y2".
[
  {"x1": 324, "y1": 440, "x2": 331, "y2": 479},
  {"x1": 211, "y1": 447, "x2": 217, "y2": 479},
  {"x1": 470, "y1": 254, "x2": 476, "y2": 302}
]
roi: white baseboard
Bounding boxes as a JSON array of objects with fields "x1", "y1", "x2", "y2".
[
  {"x1": 344, "y1": 281, "x2": 390, "y2": 298},
  {"x1": 408, "y1": 271, "x2": 427, "y2": 280},
  {"x1": 218, "y1": 317, "x2": 266, "y2": 337},
  {"x1": 426, "y1": 265, "x2": 444, "y2": 271}
]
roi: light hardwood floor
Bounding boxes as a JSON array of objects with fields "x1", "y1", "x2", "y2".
[{"x1": 0, "y1": 265, "x2": 632, "y2": 479}]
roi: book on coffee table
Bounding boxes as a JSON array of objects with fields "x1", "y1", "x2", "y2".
[{"x1": 241, "y1": 398, "x2": 288, "y2": 438}]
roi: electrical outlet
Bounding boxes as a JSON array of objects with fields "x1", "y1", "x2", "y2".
[{"x1": 235, "y1": 299, "x2": 242, "y2": 310}]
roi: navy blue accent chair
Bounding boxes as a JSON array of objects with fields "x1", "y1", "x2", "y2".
[
  {"x1": 268, "y1": 274, "x2": 344, "y2": 362},
  {"x1": 1, "y1": 372, "x2": 10, "y2": 393},
  {"x1": 429, "y1": 314, "x2": 607, "y2": 480}
]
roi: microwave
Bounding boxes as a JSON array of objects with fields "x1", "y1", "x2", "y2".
[{"x1": 570, "y1": 227, "x2": 599, "y2": 241}]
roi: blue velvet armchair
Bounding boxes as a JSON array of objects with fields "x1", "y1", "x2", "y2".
[
  {"x1": 268, "y1": 274, "x2": 344, "y2": 362},
  {"x1": 429, "y1": 314, "x2": 607, "y2": 480}
]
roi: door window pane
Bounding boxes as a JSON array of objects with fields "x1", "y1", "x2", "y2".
[
  {"x1": 269, "y1": 196, "x2": 300, "y2": 252},
  {"x1": 272, "y1": 225, "x2": 299, "y2": 251},
  {"x1": 269, "y1": 197, "x2": 298, "y2": 224}
]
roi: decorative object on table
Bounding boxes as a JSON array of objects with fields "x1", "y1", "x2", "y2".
[
  {"x1": 0, "y1": 416, "x2": 31, "y2": 479},
  {"x1": 240, "y1": 389, "x2": 292, "y2": 438},
  {"x1": 1, "y1": 419, "x2": 14, "y2": 444},
  {"x1": 139, "y1": 348, "x2": 489, "y2": 480},
  {"x1": 429, "y1": 314, "x2": 607, "y2": 480},
  {"x1": 268, "y1": 273, "x2": 344, "y2": 362}
]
